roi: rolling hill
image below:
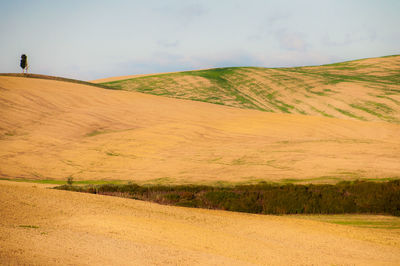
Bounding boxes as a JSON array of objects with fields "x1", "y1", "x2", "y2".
[
  {"x1": 1, "y1": 66, "x2": 400, "y2": 184},
  {"x1": 97, "y1": 55, "x2": 400, "y2": 123},
  {"x1": 1, "y1": 56, "x2": 400, "y2": 265}
]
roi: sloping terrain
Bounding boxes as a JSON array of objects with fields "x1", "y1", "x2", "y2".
[
  {"x1": 99, "y1": 55, "x2": 400, "y2": 123},
  {"x1": 0, "y1": 75, "x2": 399, "y2": 183},
  {"x1": 0, "y1": 73, "x2": 111, "y2": 90},
  {"x1": 1, "y1": 180, "x2": 400, "y2": 265},
  {"x1": 1, "y1": 57, "x2": 400, "y2": 265}
]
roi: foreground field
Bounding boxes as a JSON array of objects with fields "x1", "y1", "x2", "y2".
[
  {"x1": 1, "y1": 180, "x2": 399, "y2": 265},
  {"x1": 1, "y1": 76, "x2": 400, "y2": 183}
]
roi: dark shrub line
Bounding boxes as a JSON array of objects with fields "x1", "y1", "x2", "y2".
[{"x1": 56, "y1": 180, "x2": 400, "y2": 216}]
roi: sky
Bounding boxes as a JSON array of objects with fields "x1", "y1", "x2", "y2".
[{"x1": 0, "y1": 0, "x2": 399, "y2": 80}]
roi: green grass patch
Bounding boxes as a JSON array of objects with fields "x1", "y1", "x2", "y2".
[
  {"x1": 364, "y1": 177, "x2": 399, "y2": 182},
  {"x1": 279, "y1": 176, "x2": 342, "y2": 184},
  {"x1": 85, "y1": 130, "x2": 108, "y2": 137},
  {"x1": 334, "y1": 107, "x2": 366, "y2": 120},
  {"x1": 350, "y1": 102, "x2": 397, "y2": 122},
  {"x1": 19, "y1": 225, "x2": 39, "y2": 229},
  {"x1": 106, "y1": 151, "x2": 120, "y2": 156},
  {"x1": 310, "y1": 106, "x2": 334, "y2": 118},
  {"x1": 299, "y1": 214, "x2": 400, "y2": 229}
]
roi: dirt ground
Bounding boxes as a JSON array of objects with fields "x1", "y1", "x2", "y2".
[
  {"x1": 1, "y1": 180, "x2": 399, "y2": 265},
  {"x1": 1, "y1": 76, "x2": 399, "y2": 183}
]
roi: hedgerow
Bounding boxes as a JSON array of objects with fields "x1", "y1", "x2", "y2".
[{"x1": 56, "y1": 180, "x2": 400, "y2": 216}]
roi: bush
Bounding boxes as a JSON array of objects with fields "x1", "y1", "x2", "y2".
[{"x1": 55, "y1": 180, "x2": 400, "y2": 216}]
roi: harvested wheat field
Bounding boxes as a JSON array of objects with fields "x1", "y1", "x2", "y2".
[
  {"x1": 1, "y1": 180, "x2": 400, "y2": 265},
  {"x1": 1, "y1": 73, "x2": 400, "y2": 184}
]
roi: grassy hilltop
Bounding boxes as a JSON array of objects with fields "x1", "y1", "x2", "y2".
[{"x1": 101, "y1": 55, "x2": 400, "y2": 123}]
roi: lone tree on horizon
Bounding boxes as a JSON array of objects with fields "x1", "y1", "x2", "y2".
[{"x1": 20, "y1": 54, "x2": 28, "y2": 73}]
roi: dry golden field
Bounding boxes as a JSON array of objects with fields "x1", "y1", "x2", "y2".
[
  {"x1": 1, "y1": 180, "x2": 400, "y2": 265},
  {"x1": 1, "y1": 73, "x2": 399, "y2": 184},
  {"x1": 1, "y1": 56, "x2": 400, "y2": 265}
]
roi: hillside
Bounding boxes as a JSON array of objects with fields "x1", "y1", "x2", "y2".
[
  {"x1": 1, "y1": 180, "x2": 400, "y2": 265},
  {"x1": 99, "y1": 55, "x2": 400, "y2": 123},
  {"x1": 0, "y1": 75, "x2": 399, "y2": 184},
  {"x1": 1, "y1": 60, "x2": 400, "y2": 265}
]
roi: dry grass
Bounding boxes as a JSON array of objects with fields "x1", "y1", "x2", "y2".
[
  {"x1": 1, "y1": 76, "x2": 400, "y2": 183},
  {"x1": 1, "y1": 180, "x2": 399, "y2": 265}
]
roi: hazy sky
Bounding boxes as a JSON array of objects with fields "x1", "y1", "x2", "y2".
[{"x1": 0, "y1": 0, "x2": 399, "y2": 80}]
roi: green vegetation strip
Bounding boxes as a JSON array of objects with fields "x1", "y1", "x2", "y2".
[
  {"x1": 56, "y1": 180, "x2": 400, "y2": 216},
  {"x1": 19, "y1": 225, "x2": 39, "y2": 229},
  {"x1": 297, "y1": 214, "x2": 400, "y2": 229}
]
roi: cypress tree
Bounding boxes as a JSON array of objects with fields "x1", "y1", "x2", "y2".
[{"x1": 20, "y1": 54, "x2": 27, "y2": 71}]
